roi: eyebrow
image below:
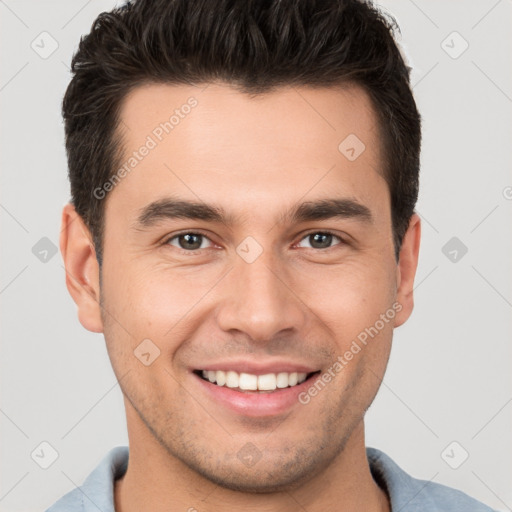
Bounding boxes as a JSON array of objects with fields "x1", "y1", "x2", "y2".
[{"x1": 133, "y1": 196, "x2": 373, "y2": 230}]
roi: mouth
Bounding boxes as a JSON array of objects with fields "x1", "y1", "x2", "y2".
[
  {"x1": 191, "y1": 361, "x2": 323, "y2": 416},
  {"x1": 193, "y1": 369, "x2": 321, "y2": 393}
]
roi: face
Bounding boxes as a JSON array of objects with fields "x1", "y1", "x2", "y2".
[{"x1": 62, "y1": 82, "x2": 420, "y2": 492}]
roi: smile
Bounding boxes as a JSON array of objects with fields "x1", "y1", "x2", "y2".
[
  {"x1": 191, "y1": 362, "x2": 322, "y2": 416},
  {"x1": 196, "y1": 370, "x2": 318, "y2": 392}
]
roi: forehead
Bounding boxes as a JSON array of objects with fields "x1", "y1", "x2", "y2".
[
  {"x1": 118, "y1": 81, "x2": 381, "y2": 158},
  {"x1": 107, "y1": 82, "x2": 388, "y2": 225}
]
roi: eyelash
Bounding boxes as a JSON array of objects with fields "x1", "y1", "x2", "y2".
[{"x1": 161, "y1": 230, "x2": 346, "y2": 255}]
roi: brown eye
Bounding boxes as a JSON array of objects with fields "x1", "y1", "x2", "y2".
[
  {"x1": 298, "y1": 232, "x2": 343, "y2": 250},
  {"x1": 166, "y1": 232, "x2": 212, "y2": 251}
]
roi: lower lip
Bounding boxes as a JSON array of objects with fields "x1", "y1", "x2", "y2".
[{"x1": 193, "y1": 373, "x2": 316, "y2": 417}]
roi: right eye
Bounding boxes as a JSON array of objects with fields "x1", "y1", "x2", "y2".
[{"x1": 164, "y1": 232, "x2": 215, "y2": 252}]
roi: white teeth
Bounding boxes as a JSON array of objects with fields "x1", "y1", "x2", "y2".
[
  {"x1": 276, "y1": 372, "x2": 289, "y2": 388},
  {"x1": 216, "y1": 370, "x2": 226, "y2": 386},
  {"x1": 200, "y1": 370, "x2": 311, "y2": 391},
  {"x1": 258, "y1": 373, "x2": 277, "y2": 391},
  {"x1": 239, "y1": 373, "x2": 258, "y2": 390},
  {"x1": 225, "y1": 370, "x2": 239, "y2": 388}
]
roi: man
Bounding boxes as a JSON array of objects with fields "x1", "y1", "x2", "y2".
[{"x1": 50, "y1": 0, "x2": 496, "y2": 510}]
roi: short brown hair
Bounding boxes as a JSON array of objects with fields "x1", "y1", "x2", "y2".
[{"x1": 62, "y1": 0, "x2": 421, "y2": 266}]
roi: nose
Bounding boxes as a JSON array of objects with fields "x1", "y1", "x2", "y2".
[{"x1": 215, "y1": 247, "x2": 307, "y2": 345}]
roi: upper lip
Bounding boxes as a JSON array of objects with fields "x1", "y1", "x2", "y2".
[{"x1": 192, "y1": 359, "x2": 319, "y2": 376}]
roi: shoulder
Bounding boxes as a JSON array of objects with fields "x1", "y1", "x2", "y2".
[
  {"x1": 366, "y1": 447, "x2": 497, "y2": 511},
  {"x1": 45, "y1": 446, "x2": 129, "y2": 512}
]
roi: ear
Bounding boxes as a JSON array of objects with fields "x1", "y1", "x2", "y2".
[
  {"x1": 60, "y1": 203, "x2": 104, "y2": 333},
  {"x1": 394, "y1": 213, "x2": 421, "y2": 328}
]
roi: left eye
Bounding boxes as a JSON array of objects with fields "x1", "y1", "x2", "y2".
[
  {"x1": 166, "y1": 233, "x2": 213, "y2": 251},
  {"x1": 297, "y1": 232, "x2": 343, "y2": 250}
]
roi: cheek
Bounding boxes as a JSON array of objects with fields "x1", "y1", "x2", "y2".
[
  {"x1": 102, "y1": 262, "x2": 222, "y2": 345},
  {"x1": 289, "y1": 257, "x2": 398, "y2": 337}
]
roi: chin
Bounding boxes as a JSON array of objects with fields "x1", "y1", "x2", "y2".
[
  {"x1": 168, "y1": 436, "x2": 347, "y2": 494},
  {"x1": 185, "y1": 459, "x2": 314, "y2": 494}
]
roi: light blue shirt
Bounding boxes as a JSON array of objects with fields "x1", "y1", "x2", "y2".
[{"x1": 46, "y1": 446, "x2": 497, "y2": 511}]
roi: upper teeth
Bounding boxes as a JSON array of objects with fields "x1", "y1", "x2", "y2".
[{"x1": 201, "y1": 370, "x2": 308, "y2": 391}]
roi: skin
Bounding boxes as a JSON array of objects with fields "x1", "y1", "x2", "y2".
[{"x1": 60, "y1": 82, "x2": 421, "y2": 512}]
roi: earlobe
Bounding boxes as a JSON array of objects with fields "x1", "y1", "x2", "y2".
[
  {"x1": 60, "y1": 203, "x2": 104, "y2": 333},
  {"x1": 394, "y1": 213, "x2": 421, "y2": 328}
]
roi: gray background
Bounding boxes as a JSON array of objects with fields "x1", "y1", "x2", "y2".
[{"x1": 1, "y1": 1, "x2": 511, "y2": 510}]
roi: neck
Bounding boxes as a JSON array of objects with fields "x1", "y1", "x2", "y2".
[{"x1": 115, "y1": 407, "x2": 389, "y2": 512}]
